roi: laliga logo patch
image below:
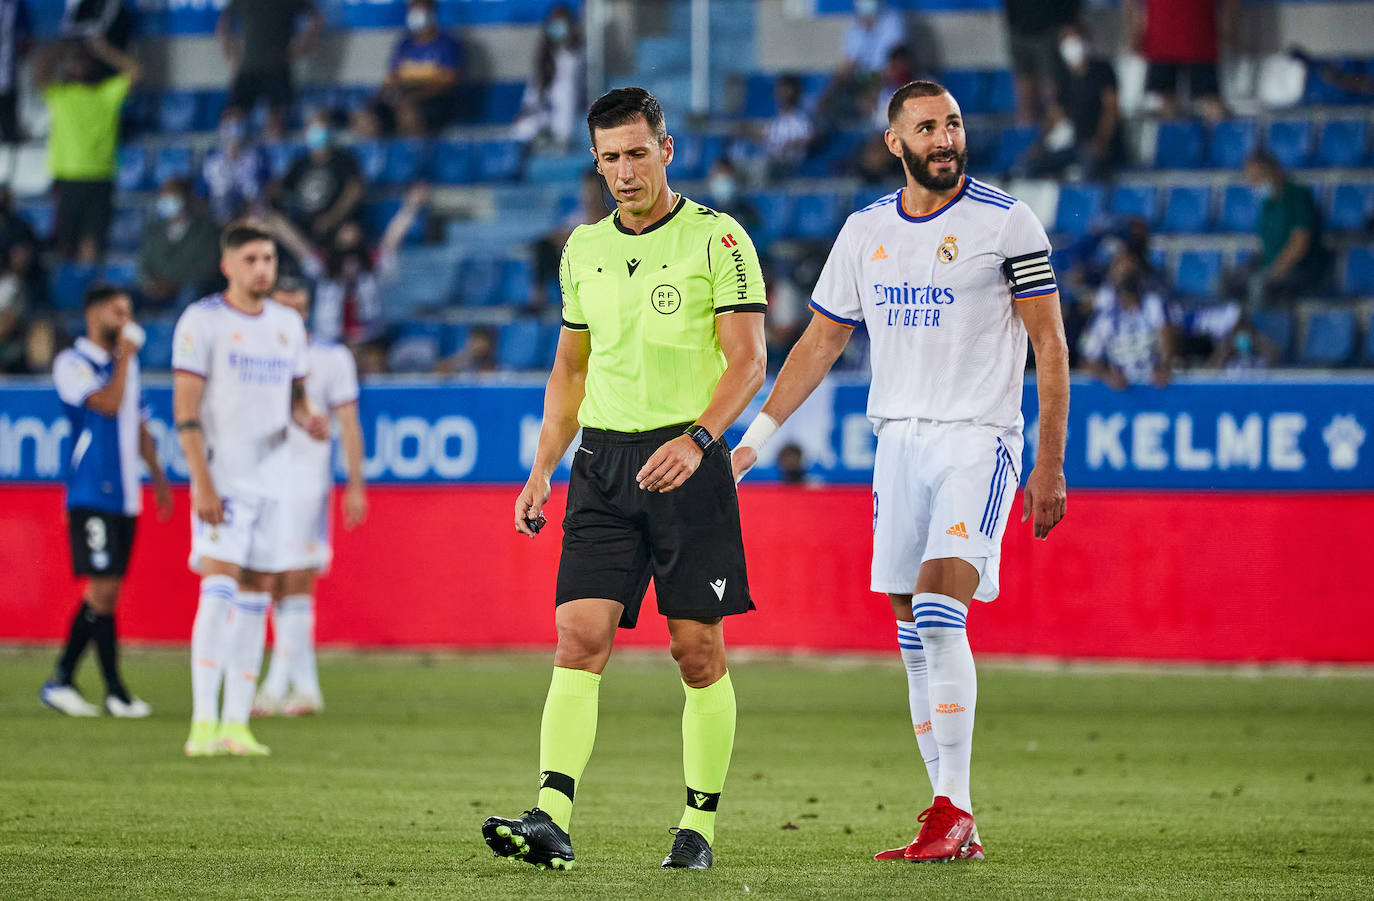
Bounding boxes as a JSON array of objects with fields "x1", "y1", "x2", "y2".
[{"x1": 937, "y1": 235, "x2": 958, "y2": 264}]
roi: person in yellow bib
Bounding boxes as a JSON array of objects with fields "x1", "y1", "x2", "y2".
[{"x1": 481, "y1": 87, "x2": 767, "y2": 872}]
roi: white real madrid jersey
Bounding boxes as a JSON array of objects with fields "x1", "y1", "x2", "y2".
[
  {"x1": 172, "y1": 295, "x2": 309, "y2": 498},
  {"x1": 810, "y1": 176, "x2": 1056, "y2": 431},
  {"x1": 286, "y1": 340, "x2": 360, "y2": 496}
]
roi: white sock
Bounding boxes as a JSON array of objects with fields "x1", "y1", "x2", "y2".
[
  {"x1": 221, "y1": 591, "x2": 270, "y2": 725},
  {"x1": 280, "y1": 594, "x2": 320, "y2": 699},
  {"x1": 190, "y1": 575, "x2": 235, "y2": 723},
  {"x1": 914, "y1": 593, "x2": 977, "y2": 815},
  {"x1": 258, "y1": 603, "x2": 291, "y2": 700},
  {"x1": 896, "y1": 620, "x2": 940, "y2": 790}
]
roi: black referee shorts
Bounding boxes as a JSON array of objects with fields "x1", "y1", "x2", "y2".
[
  {"x1": 68, "y1": 508, "x2": 137, "y2": 578},
  {"x1": 555, "y1": 423, "x2": 755, "y2": 629}
]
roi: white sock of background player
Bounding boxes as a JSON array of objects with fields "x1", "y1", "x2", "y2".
[
  {"x1": 896, "y1": 619, "x2": 941, "y2": 788},
  {"x1": 281, "y1": 594, "x2": 321, "y2": 700},
  {"x1": 220, "y1": 591, "x2": 271, "y2": 725}
]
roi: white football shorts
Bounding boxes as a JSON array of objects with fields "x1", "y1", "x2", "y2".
[
  {"x1": 189, "y1": 493, "x2": 296, "y2": 574},
  {"x1": 279, "y1": 489, "x2": 333, "y2": 574},
  {"x1": 870, "y1": 418, "x2": 1023, "y2": 602}
]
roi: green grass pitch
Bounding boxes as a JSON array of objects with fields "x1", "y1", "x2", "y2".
[{"x1": 2, "y1": 649, "x2": 1373, "y2": 899}]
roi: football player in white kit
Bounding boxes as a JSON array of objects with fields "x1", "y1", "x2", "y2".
[
  {"x1": 732, "y1": 81, "x2": 1069, "y2": 862},
  {"x1": 172, "y1": 220, "x2": 329, "y2": 757},
  {"x1": 253, "y1": 276, "x2": 367, "y2": 717}
]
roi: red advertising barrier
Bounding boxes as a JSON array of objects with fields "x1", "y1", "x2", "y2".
[{"x1": 2, "y1": 485, "x2": 1372, "y2": 661}]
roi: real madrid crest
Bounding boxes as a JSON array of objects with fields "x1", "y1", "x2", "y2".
[{"x1": 937, "y1": 235, "x2": 958, "y2": 264}]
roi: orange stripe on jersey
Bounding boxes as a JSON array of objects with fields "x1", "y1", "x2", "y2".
[
  {"x1": 1014, "y1": 288, "x2": 1059, "y2": 302},
  {"x1": 899, "y1": 175, "x2": 966, "y2": 220}
]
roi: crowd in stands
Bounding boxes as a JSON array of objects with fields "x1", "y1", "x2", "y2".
[{"x1": 0, "y1": 0, "x2": 1371, "y2": 382}]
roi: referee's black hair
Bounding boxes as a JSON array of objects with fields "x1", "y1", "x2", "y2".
[
  {"x1": 587, "y1": 87, "x2": 666, "y2": 146},
  {"x1": 886, "y1": 79, "x2": 951, "y2": 125},
  {"x1": 82, "y1": 281, "x2": 126, "y2": 310}
]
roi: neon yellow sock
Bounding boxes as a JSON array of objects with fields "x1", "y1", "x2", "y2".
[
  {"x1": 678, "y1": 671, "x2": 736, "y2": 845},
  {"x1": 536, "y1": 666, "x2": 601, "y2": 832}
]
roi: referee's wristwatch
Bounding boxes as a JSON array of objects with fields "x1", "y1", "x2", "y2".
[{"x1": 684, "y1": 424, "x2": 715, "y2": 452}]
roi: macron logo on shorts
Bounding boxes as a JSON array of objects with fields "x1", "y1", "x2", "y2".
[
  {"x1": 945, "y1": 522, "x2": 969, "y2": 539},
  {"x1": 710, "y1": 578, "x2": 727, "y2": 600}
]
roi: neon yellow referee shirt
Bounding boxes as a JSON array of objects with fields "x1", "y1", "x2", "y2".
[{"x1": 559, "y1": 195, "x2": 767, "y2": 432}]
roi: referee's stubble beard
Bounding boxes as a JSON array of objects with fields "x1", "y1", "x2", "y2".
[{"x1": 591, "y1": 119, "x2": 676, "y2": 229}]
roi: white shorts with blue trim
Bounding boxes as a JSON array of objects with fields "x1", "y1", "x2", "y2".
[
  {"x1": 189, "y1": 493, "x2": 294, "y2": 574},
  {"x1": 870, "y1": 418, "x2": 1022, "y2": 602}
]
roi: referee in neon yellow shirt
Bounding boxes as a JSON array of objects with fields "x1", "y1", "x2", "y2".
[{"x1": 482, "y1": 88, "x2": 767, "y2": 872}]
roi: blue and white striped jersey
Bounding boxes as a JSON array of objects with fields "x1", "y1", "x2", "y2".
[{"x1": 53, "y1": 337, "x2": 147, "y2": 516}]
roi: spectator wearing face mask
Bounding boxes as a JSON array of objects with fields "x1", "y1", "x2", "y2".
[
  {"x1": 202, "y1": 107, "x2": 267, "y2": 224},
  {"x1": 1024, "y1": 24, "x2": 1124, "y2": 180},
  {"x1": 351, "y1": 0, "x2": 465, "y2": 139},
  {"x1": 137, "y1": 178, "x2": 223, "y2": 309},
  {"x1": 275, "y1": 110, "x2": 366, "y2": 243},
  {"x1": 267, "y1": 185, "x2": 430, "y2": 346},
  {"x1": 217, "y1": 0, "x2": 323, "y2": 139},
  {"x1": 512, "y1": 4, "x2": 584, "y2": 151},
  {"x1": 1230, "y1": 150, "x2": 1331, "y2": 312},
  {"x1": 839, "y1": 0, "x2": 906, "y2": 81},
  {"x1": 704, "y1": 159, "x2": 760, "y2": 236}
]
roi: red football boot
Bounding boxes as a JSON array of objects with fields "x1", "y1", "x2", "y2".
[
  {"x1": 906, "y1": 796, "x2": 977, "y2": 862},
  {"x1": 874, "y1": 798, "x2": 983, "y2": 862}
]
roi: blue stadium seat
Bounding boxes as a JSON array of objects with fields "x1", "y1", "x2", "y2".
[
  {"x1": 798, "y1": 130, "x2": 864, "y2": 178},
  {"x1": 502, "y1": 258, "x2": 536, "y2": 306},
  {"x1": 381, "y1": 140, "x2": 432, "y2": 185},
  {"x1": 672, "y1": 133, "x2": 724, "y2": 180},
  {"x1": 152, "y1": 146, "x2": 195, "y2": 185},
  {"x1": 52, "y1": 264, "x2": 100, "y2": 311},
  {"x1": 1053, "y1": 184, "x2": 1102, "y2": 236},
  {"x1": 939, "y1": 70, "x2": 986, "y2": 116},
  {"x1": 1343, "y1": 247, "x2": 1374, "y2": 295},
  {"x1": 352, "y1": 141, "x2": 387, "y2": 182},
  {"x1": 157, "y1": 91, "x2": 198, "y2": 135},
  {"x1": 741, "y1": 73, "x2": 778, "y2": 118},
  {"x1": 439, "y1": 323, "x2": 470, "y2": 358},
  {"x1": 1316, "y1": 119, "x2": 1368, "y2": 168},
  {"x1": 1175, "y1": 250, "x2": 1223, "y2": 298},
  {"x1": 1219, "y1": 184, "x2": 1261, "y2": 233},
  {"x1": 1160, "y1": 185, "x2": 1212, "y2": 233},
  {"x1": 1364, "y1": 317, "x2": 1374, "y2": 366},
  {"x1": 1251, "y1": 310, "x2": 1293, "y2": 360},
  {"x1": 469, "y1": 82, "x2": 525, "y2": 126},
  {"x1": 17, "y1": 203, "x2": 54, "y2": 239},
  {"x1": 116, "y1": 146, "x2": 150, "y2": 193},
  {"x1": 431, "y1": 141, "x2": 475, "y2": 184},
  {"x1": 263, "y1": 142, "x2": 305, "y2": 180},
  {"x1": 1299, "y1": 310, "x2": 1357, "y2": 366},
  {"x1": 1327, "y1": 183, "x2": 1374, "y2": 232},
  {"x1": 744, "y1": 192, "x2": 793, "y2": 247},
  {"x1": 792, "y1": 193, "x2": 842, "y2": 239},
  {"x1": 361, "y1": 201, "x2": 425, "y2": 245},
  {"x1": 474, "y1": 140, "x2": 525, "y2": 183},
  {"x1": 1265, "y1": 120, "x2": 1314, "y2": 169},
  {"x1": 454, "y1": 257, "x2": 506, "y2": 306},
  {"x1": 497, "y1": 318, "x2": 548, "y2": 370},
  {"x1": 1110, "y1": 185, "x2": 1157, "y2": 223},
  {"x1": 1208, "y1": 119, "x2": 1257, "y2": 169},
  {"x1": 102, "y1": 259, "x2": 137, "y2": 287},
  {"x1": 394, "y1": 320, "x2": 444, "y2": 343},
  {"x1": 139, "y1": 318, "x2": 176, "y2": 371},
  {"x1": 195, "y1": 90, "x2": 228, "y2": 132},
  {"x1": 983, "y1": 69, "x2": 1016, "y2": 114},
  {"x1": 989, "y1": 125, "x2": 1037, "y2": 174},
  {"x1": 108, "y1": 207, "x2": 144, "y2": 253},
  {"x1": 1154, "y1": 120, "x2": 1205, "y2": 170}
]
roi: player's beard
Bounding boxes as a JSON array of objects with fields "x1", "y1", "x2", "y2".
[
  {"x1": 99, "y1": 324, "x2": 120, "y2": 346},
  {"x1": 899, "y1": 140, "x2": 967, "y2": 192}
]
